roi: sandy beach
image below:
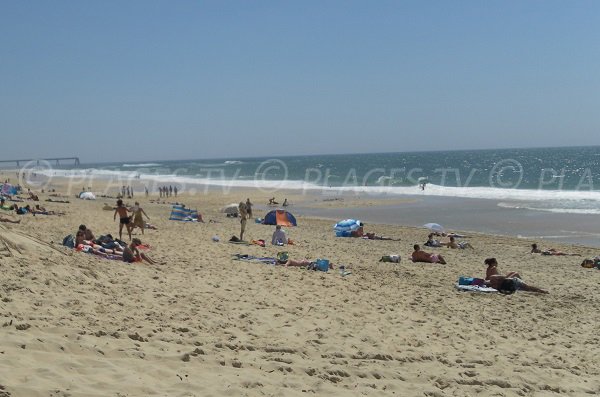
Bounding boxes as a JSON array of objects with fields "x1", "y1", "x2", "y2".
[{"x1": 1, "y1": 173, "x2": 600, "y2": 397}]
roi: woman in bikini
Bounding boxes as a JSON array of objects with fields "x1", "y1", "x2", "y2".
[{"x1": 484, "y1": 257, "x2": 520, "y2": 280}]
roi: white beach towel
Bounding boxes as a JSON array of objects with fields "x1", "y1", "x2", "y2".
[{"x1": 455, "y1": 284, "x2": 498, "y2": 293}]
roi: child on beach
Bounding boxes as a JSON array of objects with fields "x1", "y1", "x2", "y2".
[
  {"x1": 238, "y1": 202, "x2": 248, "y2": 241},
  {"x1": 123, "y1": 238, "x2": 155, "y2": 264},
  {"x1": 114, "y1": 199, "x2": 132, "y2": 241}
]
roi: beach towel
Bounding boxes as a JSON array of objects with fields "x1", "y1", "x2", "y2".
[
  {"x1": 455, "y1": 284, "x2": 498, "y2": 293},
  {"x1": 169, "y1": 205, "x2": 200, "y2": 222},
  {"x1": 1, "y1": 184, "x2": 17, "y2": 196},
  {"x1": 232, "y1": 254, "x2": 277, "y2": 265}
]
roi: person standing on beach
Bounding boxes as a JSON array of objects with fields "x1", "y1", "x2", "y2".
[
  {"x1": 131, "y1": 201, "x2": 150, "y2": 235},
  {"x1": 114, "y1": 199, "x2": 132, "y2": 241},
  {"x1": 174, "y1": 186, "x2": 178, "y2": 197},
  {"x1": 169, "y1": 186, "x2": 173, "y2": 197},
  {"x1": 145, "y1": 186, "x2": 148, "y2": 197},
  {"x1": 239, "y1": 202, "x2": 248, "y2": 241},
  {"x1": 245, "y1": 198, "x2": 253, "y2": 218}
]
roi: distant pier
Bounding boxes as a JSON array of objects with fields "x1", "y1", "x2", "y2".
[{"x1": 0, "y1": 157, "x2": 80, "y2": 167}]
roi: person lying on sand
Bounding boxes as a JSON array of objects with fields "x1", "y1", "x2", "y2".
[
  {"x1": 486, "y1": 275, "x2": 548, "y2": 294},
  {"x1": 531, "y1": 243, "x2": 581, "y2": 256},
  {"x1": 444, "y1": 236, "x2": 473, "y2": 249},
  {"x1": 363, "y1": 232, "x2": 399, "y2": 241},
  {"x1": 484, "y1": 257, "x2": 521, "y2": 280},
  {"x1": 75, "y1": 231, "x2": 124, "y2": 257},
  {"x1": 279, "y1": 259, "x2": 312, "y2": 267},
  {"x1": 0, "y1": 215, "x2": 20, "y2": 224},
  {"x1": 411, "y1": 244, "x2": 447, "y2": 264},
  {"x1": 123, "y1": 238, "x2": 155, "y2": 264},
  {"x1": 31, "y1": 204, "x2": 64, "y2": 216}
]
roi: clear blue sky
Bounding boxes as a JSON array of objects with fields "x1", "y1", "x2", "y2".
[{"x1": 1, "y1": 0, "x2": 599, "y2": 163}]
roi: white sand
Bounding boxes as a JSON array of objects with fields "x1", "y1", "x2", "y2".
[{"x1": 1, "y1": 173, "x2": 599, "y2": 396}]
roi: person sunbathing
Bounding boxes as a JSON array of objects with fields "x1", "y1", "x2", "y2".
[
  {"x1": 484, "y1": 257, "x2": 521, "y2": 280},
  {"x1": 31, "y1": 204, "x2": 64, "y2": 216},
  {"x1": 363, "y1": 232, "x2": 399, "y2": 241},
  {"x1": 123, "y1": 238, "x2": 155, "y2": 264},
  {"x1": 444, "y1": 236, "x2": 473, "y2": 249},
  {"x1": 411, "y1": 244, "x2": 446, "y2": 264},
  {"x1": 279, "y1": 259, "x2": 312, "y2": 267},
  {"x1": 486, "y1": 275, "x2": 548, "y2": 294},
  {"x1": 0, "y1": 215, "x2": 20, "y2": 224},
  {"x1": 75, "y1": 231, "x2": 123, "y2": 255},
  {"x1": 424, "y1": 233, "x2": 443, "y2": 247},
  {"x1": 531, "y1": 243, "x2": 581, "y2": 256}
]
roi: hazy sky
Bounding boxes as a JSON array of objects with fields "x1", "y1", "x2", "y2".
[{"x1": 1, "y1": 1, "x2": 599, "y2": 163}]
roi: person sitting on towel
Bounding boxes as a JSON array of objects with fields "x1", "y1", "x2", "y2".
[
  {"x1": 484, "y1": 257, "x2": 521, "y2": 280},
  {"x1": 271, "y1": 225, "x2": 288, "y2": 245}
]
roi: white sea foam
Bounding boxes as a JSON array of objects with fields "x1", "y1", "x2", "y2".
[
  {"x1": 224, "y1": 160, "x2": 243, "y2": 165},
  {"x1": 122, "y1": 163, "x2": 162, "y2": 167},
  {"x1": 40, "y1": 168, "x2": 600, "y2": 214}
]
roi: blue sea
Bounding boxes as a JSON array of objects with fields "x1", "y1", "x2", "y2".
[
  {"x1": 21, "y1": 145, "x2": 598, "y2": 246},
  {"x1": 42, "y1": 146, "x2": 600, "y2": 215}
]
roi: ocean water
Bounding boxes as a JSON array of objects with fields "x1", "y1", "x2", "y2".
[{"x1": 34, "y1": 146, "x2": 600, "y2": 215}]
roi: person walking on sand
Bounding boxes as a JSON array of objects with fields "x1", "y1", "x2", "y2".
[
  {"x1": 114, "y1": 199, "x2": 132, "y2": 241},
  {"x1": 131, "y1": 201, "x2": 150, "y2": 235},
  {"x1": 174, "y1": 186, "x2": 178, "y2": 197},
  {"x1": 245, "y1": 198, "x2": 253, "y2": 219},
  {"x1": 238, "y1": 202, "x2": 248, "y2": 241}
]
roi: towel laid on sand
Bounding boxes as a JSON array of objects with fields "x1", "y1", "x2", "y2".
[
  {"x1": 233, "y1": 254, "x2": 276, "y2": 265},
  {"x1": 455, "y1": 284, "x2": 498, "y2": 293}
]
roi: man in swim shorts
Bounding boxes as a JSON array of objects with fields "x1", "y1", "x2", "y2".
[
  {"x1": 411, "y1": 244, "x2": 447, "y2": 264},
  {"x1": 114, "y1": 199, "x2": 132, "y2": 241},
  {"x1": 486, "y1": 275, "x2": 548, "y2": 294}
]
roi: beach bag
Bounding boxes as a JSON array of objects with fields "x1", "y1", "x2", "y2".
[
  {"x1": 277, "y1": 251, "x2": 289, "y2": 263},
  {"x1": 379, "y1": 255, "x2": 400, "y2": 263},
  {"x1": 62, "y1": 234, "x2": 75, "y2": 249},
  {"x1": 315, "y1": 259, "x2": 329, "y2": 272},
  {"x1": 581, "y1": 259, "x2": 595, "y2": 268}
]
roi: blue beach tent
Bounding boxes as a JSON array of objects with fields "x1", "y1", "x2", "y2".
[{"x1": 262, "y1": 209, "x2": 297, "y2": 227}]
